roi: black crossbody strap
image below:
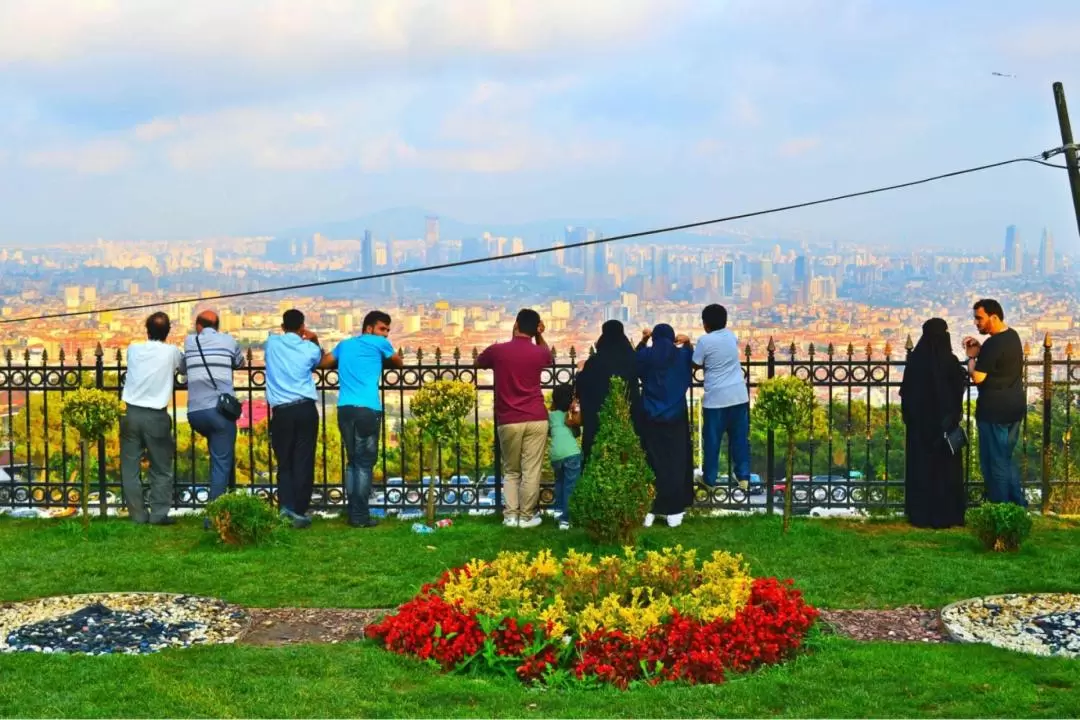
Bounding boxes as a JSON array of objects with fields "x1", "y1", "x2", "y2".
[{"x1": 194, "y1": 333, "x2": 221, "y2": 392}]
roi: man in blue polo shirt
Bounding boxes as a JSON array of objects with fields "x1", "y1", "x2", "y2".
[
  {"x1": 319, "y1": 310, "x2": 403, "y2": 527},
  {"x1": 265, "y1": 309, "x2": 331, "y2": 528}
]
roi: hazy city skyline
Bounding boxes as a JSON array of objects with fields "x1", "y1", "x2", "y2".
[{"x1": 2, "y1": 1, "x2": 1080, "y2": 250}]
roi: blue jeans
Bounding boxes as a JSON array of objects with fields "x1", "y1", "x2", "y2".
[
  {"x1": 338, "y1": 406, "x2": 382, "y2": 521},
  {"x1": 702, "y1": 404, "x2": 751, "y2": 486},
  {"x1": 552, "y1": 454, "x2": 582, "y2": 522},
  {"x1": 188, "y1": 408, "x2": 237, "y2": 503},
  {"x1": 977, "y1": 420, "x2": 1027, "y2": 507}
]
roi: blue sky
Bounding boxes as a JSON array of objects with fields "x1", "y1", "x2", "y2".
[{"x1": 1, "y1": 0, "x2": 1079, "y2": 250}]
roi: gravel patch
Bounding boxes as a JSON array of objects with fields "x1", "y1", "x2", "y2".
[
  {"x1": 819, "y1": 606, "x2": 949, "y2": 643},
  {"x1": 941, "y1": 593, "x2": 1080, "y2": 658},
  {"x1": 0, "y1": 593, "x2": 249, "y2": 655},
  {"x1": 240, "y1": 608, "x2": 387, "y2": 646}
]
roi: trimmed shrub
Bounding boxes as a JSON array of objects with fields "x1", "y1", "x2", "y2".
[
  {"x1": 569, "y1": 376, "x2": 654, "y2": 544},
  {"x1": 754, "y1": 376, "x2": 815, "y2": 533},
  {"x1": 966, "y1": 502, "x2": 1033, "y2": 552},
  {"x1": 206, "y1": 491, "x2": 284, "y2": 546}
]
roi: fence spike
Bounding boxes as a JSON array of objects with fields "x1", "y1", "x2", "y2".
[
  {"x1": 884, "y1": 341, "x2": 892, "y2": 357},
  {"x1": 827, "y1": 342, "x2": 835, "y2": 357},
  {"x1": 452, "y1": 346, "x2": 462, "y2": 364},
  {"x1": 94, "y1": 342, "x2": 103, "y2": 358},
  {"x1": 41, "y1": 348, "x2": 48, "y2": 364},
  {"x1": 1023, "y1": 341, "x2": 1031, "y2": 357},
  {"x1": 434, "y1": 346, "x2": 442, "y2": 364},
  {"x1": 1066, "y1": 342, "x2": 1074, "y2": 358},
  {"x1": 743, "y1": 342, "x2": 752, "y2": 359},
  {"x1": 471, "y1": 346, "x2": 479, "y2": 360},
  {"x1": 905, "y1": 334, "x2": 914, "y2": 351},
  {"x1": 246, "y1": 346, "x2": 254, "y2": 364},
  {"x1": 75, "y1": 348, "x2": 83, "y2": 364},
  {"x1": 4, "y1": 348, "x2": 11, "y2": 364},
  {"x1": 114, "y1": 348, "x2": 122, "y2": 363},
  {"x1": 865, "y1": 342, "x2": 873, "y2": 359},
  {"x1": 23, "y1": 348, "x2": 30, "y2": 364},
  {"x1": 551, "y1": 346, "x2": 559, "y2": 361},
  {"x1": 58, "y1": 347, "x2": 66, "y2": 363},
  {"x1": 589, "y1": 345, "x2": 596, "y2": 357},
  {"x1": 1044, "y1": 332, "x2": 1053, "y2": 349},
  {"x1": 766, "y1": 337, "x2": 776, "y2": 353},
  {"x1": 789, "y1": 341, "x2": 797, "y2": 355},
  {"x1": 569, "y1": 346, "x2": 577, "y2": 363},
  {"x1": 846, "y1": 342, "x2": 855, "y2": 358},
  {"x1": 808, "y1": 342, "x2": 816, "y2": 356},
  {"x1": 416, "y1": 347, "x2": 424, "y2": 362}
]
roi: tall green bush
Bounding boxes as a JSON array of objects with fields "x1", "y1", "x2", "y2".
[
  {"x1": 410, "y1": 380, "x2": 477, "y2": 526},
  {"x1": 569, "y1": 376, "x2": 654, "y2": 544}
]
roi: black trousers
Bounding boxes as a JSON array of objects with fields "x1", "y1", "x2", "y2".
[{"x1": 270, "y1": 400, "x2": 319, "y2": 515}]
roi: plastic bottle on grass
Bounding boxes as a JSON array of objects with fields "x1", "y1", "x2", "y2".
[
  {"x1": 435, "y1": 518, "x2": 453, "y2": 528},
  {"x1": 411, "y1": 522, "x2": 435, "y2": 534}
]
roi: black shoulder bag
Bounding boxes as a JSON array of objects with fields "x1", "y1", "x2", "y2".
[{"x1": 195, "y1": 334, "x2": 243, "y2": 421}]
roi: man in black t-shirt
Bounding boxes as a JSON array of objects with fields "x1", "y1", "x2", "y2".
[{"x1": 963, "y1": 298, "x2": 1028, "y2": 507}]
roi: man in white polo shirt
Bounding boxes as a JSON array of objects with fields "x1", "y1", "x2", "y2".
[
  {"x1": 692, "y1": 304, "x2": 751, "y2": 491},
  {"x1": 120, "y1": 312, "x2": 184, "y2": 525}
]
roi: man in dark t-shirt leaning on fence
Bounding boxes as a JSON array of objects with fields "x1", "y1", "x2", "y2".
[{"x1": 963, "y1": 298, "x2": 1028, "y2": 507}]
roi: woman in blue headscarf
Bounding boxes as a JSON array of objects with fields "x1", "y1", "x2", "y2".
[{"x1": 636, "y1": 323, "x2": 695, "y2": 527}]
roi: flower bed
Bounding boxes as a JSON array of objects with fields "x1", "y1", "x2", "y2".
[{"x1": 366, "y1": 546, "x2": 818, "y2": 687}]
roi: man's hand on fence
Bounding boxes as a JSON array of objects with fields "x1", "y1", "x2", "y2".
[{"x1": 962, "y1": 337, "x2": 981, "y2": 358}]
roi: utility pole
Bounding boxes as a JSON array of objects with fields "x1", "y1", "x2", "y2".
[{"x1": 1052, "y1": 82, "x2": 1080, "y2": 241}]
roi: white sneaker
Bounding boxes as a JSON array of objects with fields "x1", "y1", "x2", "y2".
[
  {"x1": 519, "y1": 515, "x2": 543, "y2": 529},
  {"x1": 502, "y1": 516, "x2": 519, "y2": 528},
  {"x1": 643, "y1": 513, "x2": 655, "y2": 528},
  {"x1": 667, "y1": 512, "x2": 685, "y2": 528},
  {"x1": 558, "y1": 521, "x2": 571, "y2": 531}
]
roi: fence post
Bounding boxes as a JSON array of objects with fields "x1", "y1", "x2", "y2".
[
  {"x1": 94, "y1": 343, "x2": 108, "y2": 518},
  {"x1": 765, "y1": 337, "x2": 776, "y2": 515},
  {"x1": 1042, "y1": 333, "x2": 1053, "y2": 514}
]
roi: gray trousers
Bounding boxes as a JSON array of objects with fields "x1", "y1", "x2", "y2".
[{"x1": 119, "y1": 405, "x2": 174, "y2": 523}]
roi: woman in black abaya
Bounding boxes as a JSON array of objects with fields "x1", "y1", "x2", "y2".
[
  {"x1": 900, "y1": 318, "x2": 968, "y2": 528},
  {"x1": 575, "y1": 320, "x2": 642, "y2": 463}
]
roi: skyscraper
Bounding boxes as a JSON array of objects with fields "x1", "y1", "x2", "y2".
[
  {"x1": 361, "y1": 229, "x2": 375, "y2": 274},
  {"x1": 722, "y1": 261, "x2": 735, "y2": 297},
  {"x1": 1004, "y1": 225, "x2": 1022, "y2": 273},
  {"x1": 1039, "y1": 228, "x2": 1055, "y2": 276}
]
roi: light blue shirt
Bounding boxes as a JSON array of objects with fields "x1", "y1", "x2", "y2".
[
  {"x1": 692, "y1": 329, "x2": 750, "y2": 409},
  {"x1": 332, "y1": 334, "x2": 394, "y2": 410},
  {"x1": 265, "y1": 332, "x2": 322, "y2": 408}
]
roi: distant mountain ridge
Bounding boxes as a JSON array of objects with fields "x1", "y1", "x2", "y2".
[{"x1": 277, "y1": 206, "x2": 742, "y2": 246}]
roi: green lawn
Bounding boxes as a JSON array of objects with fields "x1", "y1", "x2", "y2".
[{"x1": 1, "y1": 514, "x2": 1079, "y2": 718}]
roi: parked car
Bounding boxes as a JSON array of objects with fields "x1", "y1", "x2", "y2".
[{"x1": 772, "y1": 475, "x2": 810, "y2": 503}]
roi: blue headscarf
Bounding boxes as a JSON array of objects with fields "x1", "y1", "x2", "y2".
[
  {"x1": 637, "y1": 323, "x2": 691, "y2": 422},
  {"x1": 646, "y1": 323, "x2": 678, "y2": 369}
]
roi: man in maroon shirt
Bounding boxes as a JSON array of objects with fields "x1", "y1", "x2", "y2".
[{"x1": 476, "y1": 308, "x2": 553, "y2": 528}]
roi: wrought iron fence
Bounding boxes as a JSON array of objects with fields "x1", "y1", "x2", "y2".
[{"x1": 1, "y1": 336, "x2": 1077, "y2": 518}]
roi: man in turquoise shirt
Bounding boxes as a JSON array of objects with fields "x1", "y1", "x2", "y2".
[
  {"x1": 266, "y1": 309, "x2": 330, "y2": 528},
  {"x1": 319, "y1": 310, "x2": 403, "y2": 527}
]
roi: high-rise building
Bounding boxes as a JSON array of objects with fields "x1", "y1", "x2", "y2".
[
  {"x1": 425, "y1": 216, "x2": 440, "y2": 250},
  {"x1": 361, "y1": 229, "x2": 375, "y2": 274},
  {"x1": 203, "y1": 247, "x2": 214, "y2": 271},
  {"x1": 64, "y1": 286, "x2": 80, "y2": 310},
  {"x1": 722, "y1": 261, "x2": 735, "y2": 297},
  {"x1": 1004, "y1": 225, "x2": 1022, "y2": 273},
  {"x1": 1039, "y1": 228, "x2": 1055, "y2": 276}
]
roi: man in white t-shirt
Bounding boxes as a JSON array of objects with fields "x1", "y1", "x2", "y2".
[
  {"x1": 120, "y1": 312, "x2": 184, "y2": 524},
  {"x1": 692, "y1": 304, "x2": 751, "y2": 490}
]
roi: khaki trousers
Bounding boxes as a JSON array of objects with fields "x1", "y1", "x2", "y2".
[{"x1": 497, "y1": 420, "x2": 548, "y2": 520}]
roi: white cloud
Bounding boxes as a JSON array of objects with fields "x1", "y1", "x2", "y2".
[
  {"x1": 777, "y1": 137, "x2": 821, "y2": 157},
  {"x1": 0, "y1": 0, "x2": 693, "y2": 67},
  {"x1": 23, "y1": 140, "x2": 133, "y2": 174}
]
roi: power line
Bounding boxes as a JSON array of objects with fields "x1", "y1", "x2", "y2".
[{"x1": 0, "y1": 154, "x2": 1066, "y2": 326}]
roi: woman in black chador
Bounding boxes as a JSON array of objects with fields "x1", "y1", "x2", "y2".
[
  {"x1": 900, "y1": 317, "x2": 968, "y2": 528},
  {"x1": 575, "y1": 320, "x2": 642, "y2": 463}
]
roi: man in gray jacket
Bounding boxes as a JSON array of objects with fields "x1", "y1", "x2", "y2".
[{"x1": 181, "y1": 310, "x2": 246, "y2": 506}]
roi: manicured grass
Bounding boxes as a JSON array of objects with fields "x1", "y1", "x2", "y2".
[
  {"x1": 2, "y1": 514, "x2": 1079, "y2": 718},
  {"x1": 1, "y1": 514, "x2": 1078, "y2": 610},
  {"x1": 0, "y1": 636, "x2": 1078, "y2": 718}
]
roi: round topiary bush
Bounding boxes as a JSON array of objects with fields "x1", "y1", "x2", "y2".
[
  {"x1": 205, "y1": 491, "x2": 285, "y2": 546},
  {"x1": 966, "y1": 502, "x2": 1032, "y2": 552},
  {"x1": 61, "y1": 387, "x2": 123, "y2": 533},
  {"x1": 366, "y1": 545, "x2": 818, "y2": 688},
  {"x1": 569, "y1": 376, "x2": 654, "y2": 544}
]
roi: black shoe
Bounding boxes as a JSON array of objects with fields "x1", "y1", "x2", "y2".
[
  {"x1": 349, "y1": 518, "x2": 379, "y2": 528},
  {"x1": 149, "y1": 517, "x2": 177, "y2": 526}
]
